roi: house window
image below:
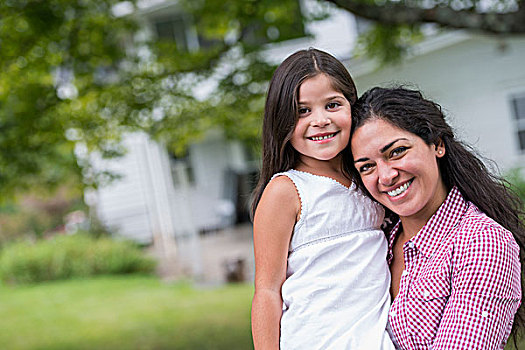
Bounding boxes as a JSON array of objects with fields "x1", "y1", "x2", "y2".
[
  {"x1": 242, "y1": 2, "x2": 305, "y2": 46},
  {"x1": 169, "y1": 151, "x2": 195, "y2": 187},
  {"x1": 354, "y1": 17, "x2": 372, "y2": 35},
  {"x1": 511, "y1": 95, "x2": 525, "y2": 151},
  {"x1": 153, "y1": 15, "x2": 199, "y2": 52},
  {"x1": 151, "y1": 0, "x2": 305, "y2": 51}
]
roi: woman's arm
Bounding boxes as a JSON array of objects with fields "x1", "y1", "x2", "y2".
[
  {"x1": 433, "y1": 224, "x2": 521, "y2": 349},
  {"x1": 252, "y1": 176, "x2": 299, "y2": 350}
]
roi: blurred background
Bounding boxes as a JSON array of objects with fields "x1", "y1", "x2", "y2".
[{"x1": 0, "y1": 0, "x2": 524, "y2": 348}]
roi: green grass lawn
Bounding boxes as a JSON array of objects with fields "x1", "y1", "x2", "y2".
[
  {"x1": 0, "y1": 276, "x2": 254, "y2": 350},
  {"x1": 1, "y1": 275, "x2": 523, "y2": 349}
]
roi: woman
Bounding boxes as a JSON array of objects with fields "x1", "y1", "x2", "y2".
[{"x1": 350, "y1": 86, "x2": 525, "y2": 349}]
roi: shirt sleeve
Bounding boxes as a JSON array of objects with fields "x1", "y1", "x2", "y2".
[{"x1": 432, "y1": 223, "x2": 522, "y2": 349}]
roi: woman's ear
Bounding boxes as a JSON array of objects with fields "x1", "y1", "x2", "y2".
[{"x1": 435, "y1": 139, "x2": 445, "y2": 158}]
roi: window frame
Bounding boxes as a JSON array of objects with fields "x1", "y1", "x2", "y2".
[{"x1": 510, "y1": 93, "x2": 525, "y2": 153}]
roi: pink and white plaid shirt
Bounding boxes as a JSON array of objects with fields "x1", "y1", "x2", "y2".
[{"x1": 387, "y1": 187, "x2": 522, "y2": 349}]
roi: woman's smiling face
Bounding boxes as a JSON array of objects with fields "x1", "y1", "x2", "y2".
[{"x1": 351, "y1": 118, "x2": 448, "y2": 223}]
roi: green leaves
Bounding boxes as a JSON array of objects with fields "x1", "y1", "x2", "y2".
[
  {"x1": 5, "y1": 0, "x2": 509, "y2": 198},
  {"x1": 355, "y1": 23, "x2": 424, "y2": 65},
  {"x1": 0, "y1": 0, "x2": 137, "y2": 197}
]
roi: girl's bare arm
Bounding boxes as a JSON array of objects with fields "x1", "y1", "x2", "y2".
[{"x1": 251, "y1": 176, "x2": 299, "y2": 350}]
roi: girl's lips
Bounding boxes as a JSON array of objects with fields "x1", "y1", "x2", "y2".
[{"x1": 307, "y1": 131, "x2": 339, "y2": 143}]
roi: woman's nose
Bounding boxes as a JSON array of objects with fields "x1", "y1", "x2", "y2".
[{"x1": 377, "y1": 162, "x2": 398, "y2": 186}]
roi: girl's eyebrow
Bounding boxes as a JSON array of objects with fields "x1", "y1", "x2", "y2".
[
  {"x1": 298, "y1": 94, "x2": 345, "y2": 104},
  {"x1": 353, "y1": 138, "x2": 409, "y2": 163}
]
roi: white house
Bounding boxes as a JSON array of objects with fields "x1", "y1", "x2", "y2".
[{"x1": 92, "y1": 1, "x2": 525, "y2": 247}]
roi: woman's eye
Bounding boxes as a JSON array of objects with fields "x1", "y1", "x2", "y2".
[
  {"x1": 358, "y1": 164, "x2": 373, "y2": 173},
  {"x1": 391, "y1": 146, "x2": 407, "y2": 157},
  {"x1": 326, "y1": 102, "x2": 341, "y2": 109}
]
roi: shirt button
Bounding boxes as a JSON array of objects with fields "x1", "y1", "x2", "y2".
[
  {"x1": 423, "y1": 290, "x2": 430, "y2": 297},
  {"x1": 401, "y1": 270, "x2": 408, "y2": 277},
  {"x1": 407, "y1": 241, "x2": 415, "y2": 249},
  {"x1": 482, "y1": 311, "x2": 489, "y2": 317}
]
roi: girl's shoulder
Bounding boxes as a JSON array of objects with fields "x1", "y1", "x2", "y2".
[
  {"x1": 268, "y1": 171, "x2": 306, "y2": 207},
  {"x1": 268, "y1": 170, "x2": 304, "y2": 196},
  {"x1": 266, "y1": 173, "x2": 298, "y2": 196},
  {"x1": 262, "y1": 173, "x2": 300, "y2": 209},
  {"x1": 255, "y1": 174, "x2": 301, "y2": 224}
]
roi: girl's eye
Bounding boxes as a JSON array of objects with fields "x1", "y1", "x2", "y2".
[
  {"x1": 390, "y1": 146, "x2": 408, "y2": 157},
  {"x1": 298, "y1": 107, "x2": 310, "y2": 115},
  {"x1": 326, "y1": 102, "x2": 341, "y2": 110}
]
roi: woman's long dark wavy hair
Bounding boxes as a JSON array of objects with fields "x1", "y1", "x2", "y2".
[
  {"x1": 250, "y1": 48, "x2": 358, "y2": 219},
  {"x1": 351, "y1": 86, "x2": 525, "y2": 344}
]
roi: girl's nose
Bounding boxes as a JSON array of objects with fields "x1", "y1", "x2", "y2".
[
  {"x1": 310, "y1": 111, "x2": 331, "y2": 127},
  {"x1": 378, "y1": 162, "x2": 399, "y2": 187}
]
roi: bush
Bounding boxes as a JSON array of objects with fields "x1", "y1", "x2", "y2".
[
  {"x1": 0, "y1": 233, "x2": 156, "y2": 284},
  {"x1": 506, "y1": 168, "x2": 525, "y2": 206}
]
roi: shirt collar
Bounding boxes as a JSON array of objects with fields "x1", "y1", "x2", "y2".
[{"x1": 388, "y1": 186, "x2": 469, "y2": 260}]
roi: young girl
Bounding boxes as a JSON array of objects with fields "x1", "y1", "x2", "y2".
[{"x1": 251, "y1": 49, "x2": 394, "y2": 349}]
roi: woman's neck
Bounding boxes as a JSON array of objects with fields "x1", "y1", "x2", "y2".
[
  {"x1": 398, "y1": 218, "x2": 429, "y2": 240},
  {"x1": 399, "y1": 183, "x2": 449, "y2": 240}
]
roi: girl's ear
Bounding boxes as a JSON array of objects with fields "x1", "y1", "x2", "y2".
[{"x1": 435, "y1": 139, "x2": 445, "y2": 158}]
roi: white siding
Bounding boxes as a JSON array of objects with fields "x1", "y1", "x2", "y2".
[
  {"x1": 93, "y1": 132, "x2": 177, "y2": 244},
  {"x1": 180, "y1": 132, "x2": 249, "y2": 231},
  {"x1": 93, "y1": 130, "x2": 248, "y2": 242}
]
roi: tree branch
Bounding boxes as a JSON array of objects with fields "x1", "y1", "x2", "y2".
[{"x1": 324, "y1": 0, "x2": 525, "y2": 34}]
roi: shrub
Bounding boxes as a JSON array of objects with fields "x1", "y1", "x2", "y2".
[
  {"x1": 0, "y1": 233, "x2": 156, "y2": 284},
  {"x1": 506, "y1": 168, "x2": 525, "y2": 206}
]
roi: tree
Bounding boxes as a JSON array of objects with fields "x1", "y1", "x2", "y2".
[
  {"x1": 2, "y1": 0, "x2": 522, "y2": 200},
  {"x1": 0, "y1": 0, "x2": 141, "y2": 197},
  {"x1": 324, "y1": 0, "x2": 525, "y2": 63},
  {"x1": 325, "y1": 0, "x2": 525, "y2": 34},
  {"x1": 0, "y1": 0, "x2": 312, "y2": 198}
]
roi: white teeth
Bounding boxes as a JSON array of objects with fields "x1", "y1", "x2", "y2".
[
  {"x1": 311, "y1": 133, "x2": 335, "y2": 141},
  {"x1": 387, "y1": 180, "x2": 412, "y2": 197}
]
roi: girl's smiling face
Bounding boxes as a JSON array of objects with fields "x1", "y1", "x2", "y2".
[
  {"x1": 351, "y1": 118, "x2": 448, "y2": 223},
  {"x1": 290, "y1": 73, "x2": 352, "y2": 168}
]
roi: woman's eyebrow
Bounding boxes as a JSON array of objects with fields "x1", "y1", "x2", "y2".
[
  {"x1": 354, "y1": 138, "x2": 409, "y2": 163},
  {"x1": 354, "y1": 156, "x2": 369, "y2": 163},
  {"x1": 380, "y1": 138, "x2": 408, "y2": 153}
]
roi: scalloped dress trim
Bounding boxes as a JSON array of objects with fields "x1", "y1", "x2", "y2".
[{"x1": 288, "y1": 169, "x2": 356, "y2": 191}]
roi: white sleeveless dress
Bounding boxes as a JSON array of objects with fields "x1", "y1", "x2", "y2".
[{"x1": 274, "y1": 170, "x2": 394, "y2": 350}]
